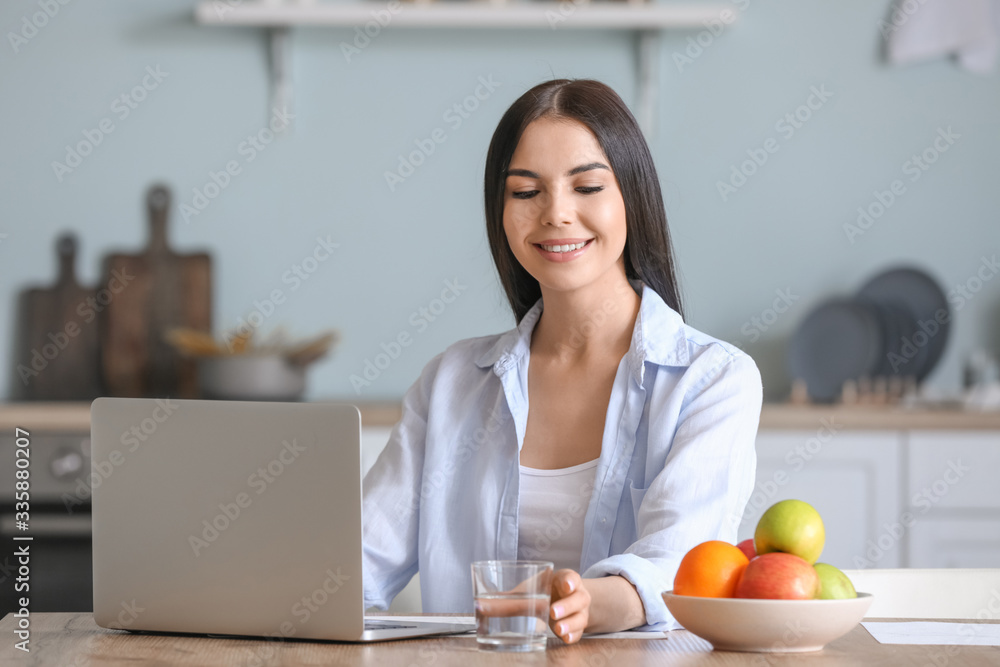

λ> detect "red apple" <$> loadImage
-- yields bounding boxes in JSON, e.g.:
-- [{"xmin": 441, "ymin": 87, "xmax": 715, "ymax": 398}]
[
  {"xmin": 736, "ymin": 538, "xmax": 756, "ymax": 561},
  {"xmin": 733, "ymin": 552, "xmax": 819, "ymax": 600}
]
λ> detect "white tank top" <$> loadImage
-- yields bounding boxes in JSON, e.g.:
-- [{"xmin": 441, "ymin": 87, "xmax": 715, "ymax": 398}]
[{"xmin": 516, "ymin": 458, "xmax": 599, "ymax": 572}]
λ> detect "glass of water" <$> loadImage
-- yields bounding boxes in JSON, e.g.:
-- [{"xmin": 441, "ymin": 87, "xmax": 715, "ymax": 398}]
[{"xmin": 471, "ymin": 560, "xmax": 553, "ymax": 652}]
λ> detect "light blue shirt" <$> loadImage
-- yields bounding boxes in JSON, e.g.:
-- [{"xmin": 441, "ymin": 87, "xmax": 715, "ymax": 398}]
[{"xmin": 362, "ymin": 284, "xmax": 762, "ymax": 630}]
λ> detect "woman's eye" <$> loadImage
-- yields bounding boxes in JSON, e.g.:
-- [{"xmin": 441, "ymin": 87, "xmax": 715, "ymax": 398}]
[{"xmin": 511, "ymin": 186, "xmax": 603, "ymax": 200}]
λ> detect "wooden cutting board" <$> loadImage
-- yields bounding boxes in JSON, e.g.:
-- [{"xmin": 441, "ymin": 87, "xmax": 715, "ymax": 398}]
[
  {"xmin": 13, "ymin": 234, "xmax": 103, "ymax": 400},
  {"xmin": 98, "ymin": 184, "xmax": 212, "ymax": 398}
]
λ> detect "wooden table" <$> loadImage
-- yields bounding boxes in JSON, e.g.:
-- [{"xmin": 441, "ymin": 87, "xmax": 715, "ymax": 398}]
[{"xmin": 1, "ymin": 613, "xmax": 998, "ymax": 665}]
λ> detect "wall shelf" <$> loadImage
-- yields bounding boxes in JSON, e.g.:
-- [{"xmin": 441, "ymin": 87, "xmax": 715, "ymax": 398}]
[{"xmin": 194, "ymin": 1, "xmax": 736, "ymax": 136}]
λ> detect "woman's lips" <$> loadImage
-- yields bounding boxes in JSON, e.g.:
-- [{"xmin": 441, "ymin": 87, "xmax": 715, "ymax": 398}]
[{"xmin": 533, "ymin": 239, "xmax": 593, "ymax": 263}]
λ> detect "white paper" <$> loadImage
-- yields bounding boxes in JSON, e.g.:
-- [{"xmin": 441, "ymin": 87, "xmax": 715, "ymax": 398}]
[
  {"xmin": 862, "ymin": 621, "xmax": 1000, "ymax": 646},
  {"xmin": 376, "ymin": 616, "xmax": 669, "ymax": 640},
  {"xmin": 582, "ymin": 630, "xmax": 667, "ymax": 639}
]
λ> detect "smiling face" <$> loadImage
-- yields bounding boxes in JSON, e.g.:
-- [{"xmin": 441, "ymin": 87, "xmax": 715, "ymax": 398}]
[{"xmin": 502, "ymin": 116, "xmax": 629, "ymax": 296}]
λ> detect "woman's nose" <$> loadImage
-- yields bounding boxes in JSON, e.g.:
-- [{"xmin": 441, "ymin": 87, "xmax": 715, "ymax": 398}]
[{"xmin": 539, "ymin": 190, "xmax": 572, "ymax": 226}]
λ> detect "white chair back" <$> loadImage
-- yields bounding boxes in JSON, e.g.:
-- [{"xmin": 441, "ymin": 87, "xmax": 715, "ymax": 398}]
[{"xmin": 842, "ymin": 568, "xmax": 1000, "ymax": 620}]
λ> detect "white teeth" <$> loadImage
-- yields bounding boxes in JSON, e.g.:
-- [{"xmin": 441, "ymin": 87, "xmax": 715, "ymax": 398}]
[{"xmin": 541, "ymin": 241, "xmax": 587, "ymax": 253}]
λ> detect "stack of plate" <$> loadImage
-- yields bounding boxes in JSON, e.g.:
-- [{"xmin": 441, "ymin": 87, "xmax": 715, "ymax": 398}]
[{"xmin": 788, "ymin": 267, "xmax": 950, "ymax": 403}]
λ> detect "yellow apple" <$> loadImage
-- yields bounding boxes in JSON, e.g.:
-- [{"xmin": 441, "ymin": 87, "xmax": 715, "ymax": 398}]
[{"xmin": 754, "ymin": 499, "xmax": 825, "ymax": 564}]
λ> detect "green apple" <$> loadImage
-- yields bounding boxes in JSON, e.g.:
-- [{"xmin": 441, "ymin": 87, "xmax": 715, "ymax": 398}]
[
  {"xmin": 754, "ymin": 499, "xmax": 825, "ymax": 564},
  {"xmin": 813, "ymin": 563, "xmax": 856, "ymax": 599}
]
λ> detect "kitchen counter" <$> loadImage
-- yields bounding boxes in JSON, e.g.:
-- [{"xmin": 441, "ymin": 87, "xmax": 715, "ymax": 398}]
[
  {"xmin": 4, "ymin": 401, "xmax": 1000, "ymax": 432},
  {"xmin": 0, "ymin": 401, "xmax": 404, "ymax": 432}
]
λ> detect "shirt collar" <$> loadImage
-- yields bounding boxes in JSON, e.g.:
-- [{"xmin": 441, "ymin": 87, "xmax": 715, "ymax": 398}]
[{"xmin": 475, "ymin": 284, "xmax": 691, "ymax": 384}]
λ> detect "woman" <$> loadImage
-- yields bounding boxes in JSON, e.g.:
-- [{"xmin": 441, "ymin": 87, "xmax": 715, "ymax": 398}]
[{"xmin": 362, "ymin": 79, "xmax": 762, "ymax": 643}]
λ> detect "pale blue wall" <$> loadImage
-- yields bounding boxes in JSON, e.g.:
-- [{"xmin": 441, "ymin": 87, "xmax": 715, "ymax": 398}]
[{"xmin": 2, "ymin": 0, "xmax": 998, "ymax": 401}]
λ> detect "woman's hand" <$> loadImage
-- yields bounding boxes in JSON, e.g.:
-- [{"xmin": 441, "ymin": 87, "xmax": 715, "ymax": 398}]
[{"xmin": 549, "ymin": 569, "xmax": 591, "ymax": 644}]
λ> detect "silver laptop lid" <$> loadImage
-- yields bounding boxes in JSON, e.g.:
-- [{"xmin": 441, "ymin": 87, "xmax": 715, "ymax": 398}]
[{"xmin": 91, "ymin": 398, "xmax": 365, "ymax": 641}]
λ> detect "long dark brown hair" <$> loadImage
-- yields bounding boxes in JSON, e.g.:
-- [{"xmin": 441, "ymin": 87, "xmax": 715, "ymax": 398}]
[{"xmin": 484, "ymin": 79, "xmax": 685, "ymax": 324}]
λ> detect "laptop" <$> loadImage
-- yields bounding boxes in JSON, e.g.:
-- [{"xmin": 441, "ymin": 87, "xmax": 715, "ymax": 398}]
[{"xmin": 91, "ymin": 397, "xmax": 473, "ymax": 642}]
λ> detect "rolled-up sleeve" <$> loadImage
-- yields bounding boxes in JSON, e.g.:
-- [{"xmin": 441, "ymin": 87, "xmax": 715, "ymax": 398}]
[
  {"xmin": 361, "ymin": 353, "xmax": 443, "ymax": 610},
  {"xmin": 583, "ymin": 352, "xmax": 762, "ymax": 630}
]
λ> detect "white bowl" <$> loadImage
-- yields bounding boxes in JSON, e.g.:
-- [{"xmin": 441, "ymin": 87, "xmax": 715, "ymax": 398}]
[
  {"xmin": 662, "ymin": 591, "xmax": 874, "ymax": 653},
  {"xmin": 197, "ymin": 355, "xmax": 305, "ymax": 401}
]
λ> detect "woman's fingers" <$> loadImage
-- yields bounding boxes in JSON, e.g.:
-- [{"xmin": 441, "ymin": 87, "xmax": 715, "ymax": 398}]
[
  {"xmin": 549, "ymin": 570, "xmax": 591, "ymax": 644},
  {"xmin": 476, "ymin": 569, "xmax": 594, "ymax": 643},
  {"xmin": 550, "ymin": 569, "xmax": 581, "ymax": 602},
  {"xmin": 550, "ymin": 585, "xmax": 588, "ymax": 619},
  {"xmin": 550, "ymin": 600, "xmax": 589, "ymax": 644}
]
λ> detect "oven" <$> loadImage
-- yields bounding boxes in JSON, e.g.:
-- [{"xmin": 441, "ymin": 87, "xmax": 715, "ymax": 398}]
[{"xmin": 1, "ymin": 430, "xmax": 93, "ymax": 615}]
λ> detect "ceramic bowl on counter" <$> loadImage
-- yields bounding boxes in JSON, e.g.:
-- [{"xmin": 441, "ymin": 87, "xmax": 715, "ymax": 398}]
[{"xmin": 197, "ymin": 354, "xmax": 306, "ymax": 401}]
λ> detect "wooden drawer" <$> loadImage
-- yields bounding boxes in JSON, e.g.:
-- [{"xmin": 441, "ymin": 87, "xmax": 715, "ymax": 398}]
[
  {"xmin": 908, "ymin": 431, "xmax": 1000, "ymax": 511},
  {"xmin": 909, "ymin": 518, "xmax": 1000, "ymax": 568}
]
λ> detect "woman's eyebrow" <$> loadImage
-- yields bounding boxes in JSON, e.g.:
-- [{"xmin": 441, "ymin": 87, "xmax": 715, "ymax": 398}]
[{"xmin": 505, "ymin": 162, "xmax": 610, "ymax": 178}]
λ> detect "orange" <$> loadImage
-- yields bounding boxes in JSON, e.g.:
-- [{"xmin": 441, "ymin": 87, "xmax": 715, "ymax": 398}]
[{"xmin": 673, "ymin": 540, "xmax": 750, "ymax": 598}]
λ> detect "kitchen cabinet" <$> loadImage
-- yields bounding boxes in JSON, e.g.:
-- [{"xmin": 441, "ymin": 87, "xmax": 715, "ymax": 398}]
[
  {"xmin": 906, "ymin": 431, "xmax": 1000, "ymax": 568},
  {"xmin": 909, "ymin": 518, "xmax": 1000, "ymax": 568},
  {"xmin": 737, "ymin": 430, "xmax": 905, "ymax": 570},
  {"xmin": 907, "ymin": 431, "xmax": 1000, "ymax": 510},
  {"xmin": 744, "ymin": 415, "xmax": 1000, "ymax": 572}
]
